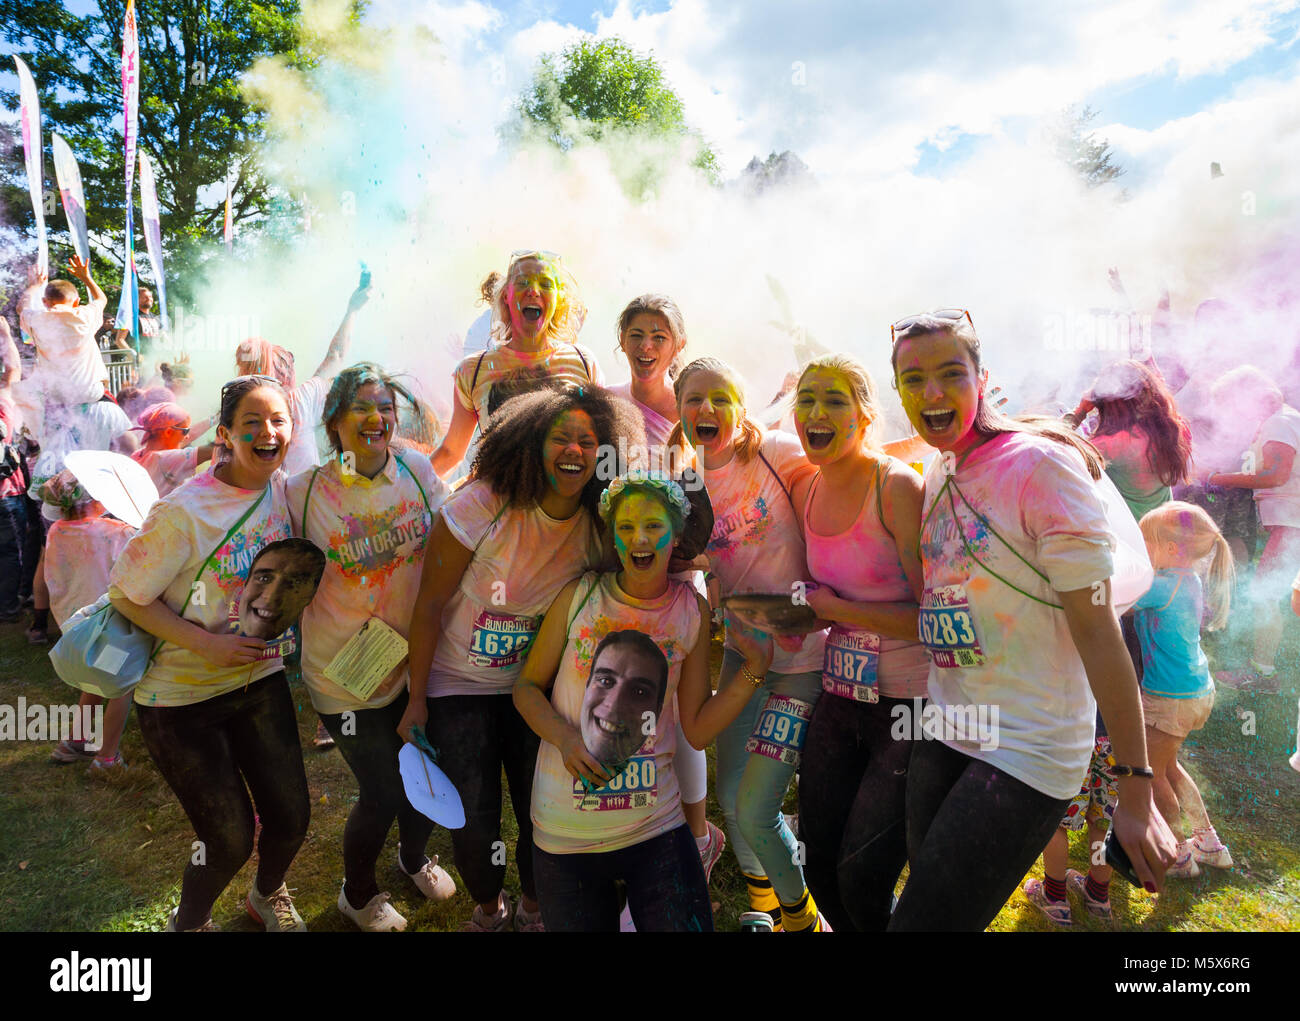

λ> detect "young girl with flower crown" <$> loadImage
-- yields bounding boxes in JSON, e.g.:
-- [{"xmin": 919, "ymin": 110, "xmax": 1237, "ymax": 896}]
[
  {"xmin": 515, "ymin": 471, "xmax": 729, "ymax": 931},
  {"xmin": 406, "ymin": 383, "xmax": 642, "ymax": 931}
]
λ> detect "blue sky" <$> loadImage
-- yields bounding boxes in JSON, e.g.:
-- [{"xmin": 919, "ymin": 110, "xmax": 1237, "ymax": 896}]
[{"xmin": 362, "ymin": 0, "xmax": 1300, "ymax": 186}]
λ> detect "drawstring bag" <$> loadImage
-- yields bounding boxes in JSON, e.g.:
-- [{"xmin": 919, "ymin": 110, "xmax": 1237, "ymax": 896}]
[{"xmin": 49, "ymin": 594, "xmax": 159, "ymax": 698}]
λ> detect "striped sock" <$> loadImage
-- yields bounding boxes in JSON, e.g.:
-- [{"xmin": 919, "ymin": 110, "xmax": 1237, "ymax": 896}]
[
  {"xmin": 1085, "ymin": 873, "xmax": 1110, "ymax": 903},
  {"xmin": 1043, "ymin": 875, "xmax": 1067, "ymax": 902},
  {"xmin": 779, "ymin": 889, "xmax": 823, "ymax": 932},
  {"xmin": 743, "ymin": 873, "xmax": 780, "ymax": 924}
]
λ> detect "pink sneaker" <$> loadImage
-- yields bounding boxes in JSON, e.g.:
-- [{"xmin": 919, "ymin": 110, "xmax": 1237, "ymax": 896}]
[
  {"xmin": 698, "ymin": 821, "xmax": 726, "ymax": 885},
  {"xmin": 1022, "ymin": 878, "xmax": 1072, "ymax": 925}
]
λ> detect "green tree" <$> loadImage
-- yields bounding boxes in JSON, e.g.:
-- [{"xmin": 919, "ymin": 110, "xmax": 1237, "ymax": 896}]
[
  {"xmin": 0, "ymin": 0, "xmax": 315, "ymax": 304},
  {"xmin": 511, "ymin": 36, "xmax": 720, "ymax": 186},
  {"xmin": 1051, "ymin": 104, "xmax": 1125, "ymax": 189}
]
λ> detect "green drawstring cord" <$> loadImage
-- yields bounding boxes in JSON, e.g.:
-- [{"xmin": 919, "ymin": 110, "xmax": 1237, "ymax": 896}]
[{"xmin": 919, "ymin": 444, "xmax": 1065, "ymax": 612}]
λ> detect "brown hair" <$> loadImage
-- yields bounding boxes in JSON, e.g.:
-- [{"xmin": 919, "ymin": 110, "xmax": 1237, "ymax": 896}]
[
  {"xmin": 471, "ymin": 382, "xmax": 646, "ymax": 524},
  {"xmin": 322, "ymin": 362, "xmax": 423, "ymax": 456},
  {"xmin": 889, "ymin": 314, "xmax": 1104, "ymax": 479},
  {"xmin": 616, "ymin": 294, "xmax": 688, "ymax": 380},
  {"xmin": 1139, "ymin": 501, "xmax": 1234, "ymax": 630},
  {"xmin": 44, "ymin": 280, "xmax": 79, "ymax": 305},
  {"xmin": 667, "ymin": 357, "xmax": 764, "ymax": 464},
  {"xmin": 1086, "ymin": 360, "xmax": 1191, "ymax": 486}
]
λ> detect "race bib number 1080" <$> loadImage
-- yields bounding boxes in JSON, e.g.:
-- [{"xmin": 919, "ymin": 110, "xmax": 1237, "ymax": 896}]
[{"xmin": 919, "ymin": 584, "xmax": 987, "ymax": 668}]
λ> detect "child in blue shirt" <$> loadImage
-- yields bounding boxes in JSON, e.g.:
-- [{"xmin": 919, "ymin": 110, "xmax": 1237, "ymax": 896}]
[{"xmin": 1134, "ymin": 501, "xmax": 1235, "ymax": 878}]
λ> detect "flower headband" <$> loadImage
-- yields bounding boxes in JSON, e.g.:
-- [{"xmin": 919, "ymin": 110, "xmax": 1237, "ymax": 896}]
[{"xmin": 598, "ymin": 469, "xmax": 692, "ymax": 523}]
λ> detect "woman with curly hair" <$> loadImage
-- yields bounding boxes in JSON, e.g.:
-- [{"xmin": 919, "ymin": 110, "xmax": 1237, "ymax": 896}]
[
  {"xmin": 1066, "ymin": 359, "xmax": 1192, "ymax": 521},
  {"xmin": 404, "ymin": 382, "xmax": 644, "ymax": 931},
  {"xmin": 430, "ymin": 252, "xmax": 603, "ymax": 477}
]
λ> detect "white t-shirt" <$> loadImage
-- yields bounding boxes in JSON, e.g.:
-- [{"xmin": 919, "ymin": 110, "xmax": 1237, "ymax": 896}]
[
  {"xmin": 429, "ymin": 479, "xmax": 605, "ymax": 697},
  {"xmin": 918, "ymin": 432, "xmax": 1116, "ymax": 801},
  {"xmin": 45, "ymin": 517, "xmax": 137, "ymax": 628},
  {"xmin": 1252, "ymin": 405, "xmax": 1300, "ymax": 528},
  {"xmin": 26, "ymin": 400, "xmax": 134, "ymax": 495},
  {"xmin": 288, "ymin": 452, "xmax": 449, "ymax": 714},
  {"xmin": 700, "ymin": 431, "xmax": 825, "ymax": 673},
  {"xmin": 109, "ymin": 471, "xmax": 293, "ymax": 707},
  {"xmin": 531, "ymin": 571, "xmax": 702, "ymax": 855},
  {"xmin": 284, "ymin": 376, "xmax": 328, "ymax": 477},
  {"xmin": 606, "ymin": 381, "xmax": 682, "ymax": 470},
  {"xmin": 18, "ymin": 293, "xmax": 108, "ymax": 405}
]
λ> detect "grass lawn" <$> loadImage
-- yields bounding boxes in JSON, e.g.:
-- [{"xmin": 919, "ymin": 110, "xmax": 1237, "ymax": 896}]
[{"xmin": 1, "ymin": 614, "xmax": 1297, "ymax": 932}]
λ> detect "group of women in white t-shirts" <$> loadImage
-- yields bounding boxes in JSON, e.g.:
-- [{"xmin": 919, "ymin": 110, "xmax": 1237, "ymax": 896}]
[{"xmin": 107, "ymin": 251, "xmax": 1177, "ymax": 932}]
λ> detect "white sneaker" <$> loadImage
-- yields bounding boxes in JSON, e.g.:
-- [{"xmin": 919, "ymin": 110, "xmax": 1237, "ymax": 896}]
[
  {"xmin": 398, "ymin": 846, "xmax": 457, "ymax": 902},
  {"xmin": 246, "ymin": 882, "xmax": 307, "ymax": 931},
  {"xmin": 165, "ymin": 907, "xmax": 219, "ymax": 931},
  {"xmin": 337, "ymin": 885, "xmax": 407, "ymax": 932},
  {"xmin": 1192, "ymin": 840, "xmax": 1234, "ymax": 869},
  {"xmin": 1166, "ymin": 840, "xmax": 1201, "ymax": 879}
]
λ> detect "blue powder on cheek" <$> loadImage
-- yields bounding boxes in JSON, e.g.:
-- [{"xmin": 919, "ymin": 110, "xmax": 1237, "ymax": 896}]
[
  {"xmin": 242, "ymin": 434, "xmax": 254, "ymax": 442},
  {"xmin": 614, "ymin": 534, "xmax": 628, "ymax": 554},
  {"xmin": 654, "ymin": 532, "xmax": 672, "ymax": 551}
]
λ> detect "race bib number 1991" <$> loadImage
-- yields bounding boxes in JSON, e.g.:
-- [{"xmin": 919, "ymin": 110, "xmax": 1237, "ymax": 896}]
[{"xmin": 919, "ymin": 584, "xmax": 986, "ymax": 668}]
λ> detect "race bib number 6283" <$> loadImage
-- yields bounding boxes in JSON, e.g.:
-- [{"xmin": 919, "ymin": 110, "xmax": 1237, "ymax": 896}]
[{"xmin": 919, "ymin": 584, "xmax": 986, "ymax": 668}]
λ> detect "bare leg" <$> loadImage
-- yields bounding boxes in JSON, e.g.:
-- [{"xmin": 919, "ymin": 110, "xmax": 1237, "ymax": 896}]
[
  {"xmin": 1042, "ymin": 825, "xmax": 1069, "ymax": 882},
  {"xmin": 1146, "ymin": 726, "xmax": 1185, "ymax": 841}
]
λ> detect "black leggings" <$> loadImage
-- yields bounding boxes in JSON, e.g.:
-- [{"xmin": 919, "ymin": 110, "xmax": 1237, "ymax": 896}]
[
  {"xmin": 533, "ymin": 824, "xmax": 713, "ymax": 932},
  {"xmin": 425, "ymin": 693, "xmax": 540, "ymax": 905},
  {"xmin": 800, "ymin": 694, "xmax": 919, "ymax": 932},
  {"xmin": 136, "ymin": 672, "xmax": 310, "ymax": 930},
  {"xmin": 888, "ymin": 738, "xmax": 1069, "ymax": 932},
  {"xmin": 318, "ymin": 690, "xmax": 436, "ymax": 907}
]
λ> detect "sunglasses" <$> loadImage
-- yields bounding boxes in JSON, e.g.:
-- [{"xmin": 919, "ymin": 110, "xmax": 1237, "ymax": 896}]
[
  {"xmin": 510, "ymin": 249, "xmax": 562, "ymax": 264},
  {"xmin": 221, "ymin": 373, "xmax": 282, "ymax": 400},
  {"xmin": 890, "ymin": 308, "xmax": 976, "ymax": 345}
]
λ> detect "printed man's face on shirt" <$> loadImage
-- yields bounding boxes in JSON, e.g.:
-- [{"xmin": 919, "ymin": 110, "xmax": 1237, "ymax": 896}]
[
  {"xmin": 238, "ymin": 548, "xmax": 323, "ymax": 639},
  {"xmin": 581, "ymin": 637, "xmax": 668, "ymax": 767}
]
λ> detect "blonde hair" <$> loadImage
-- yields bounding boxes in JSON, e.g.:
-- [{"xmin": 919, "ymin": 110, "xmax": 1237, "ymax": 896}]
[
  {"xmin": 488, "ymin": 253, "xmax": 586, "ymax": 348},
  {"xmin": 797, "ymin": 354, "xmax": 883, "ymax": 452},
  {"xmin": 667, "ymin": 357, "xmax": 764, "ymax": 463},
  {"xmin": 1138, "ymin": 501, "xmax": 1234, "ymax": 630},
  {"xmin": 616, "ymin": 294, "xmax": 688, "ymax": 380}
]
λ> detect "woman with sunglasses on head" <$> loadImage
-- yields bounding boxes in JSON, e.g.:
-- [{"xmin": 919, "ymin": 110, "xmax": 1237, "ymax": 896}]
[
  {"xmin": 886, "ymin": 309, "xmax": 1176, "ymax": 931},
  {"xmin": 287, "ymin": 363, "xmax": 456, "ymax": 931},
  {"xmin": 668, "ymin": 357, "xmax": 829, "ymax": 932},
  {"xmin": 109, "ymin": 375, "xmax": 311, "ymax": 932},
  {"xmin": 405, "ymin": 383, "xmax": 644, "ymax": 931},
  {"xmin": 430, "ymin": 251, "xmax": 603, "ymax": 478}
]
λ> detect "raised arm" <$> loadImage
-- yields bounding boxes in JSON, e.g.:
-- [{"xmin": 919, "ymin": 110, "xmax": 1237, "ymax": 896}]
[
  {"xmin": 513, "ymin": 578, "xmax": 612, "ymax": 787},
  {"xmin": 431, "ymin": 395, "xmax": 478, "ymax": 478},
  {"xmin": 68, "ymin": 255, "xmax": 106, "ymax": 306},
  {"xmin": 0, "ymin": 318, "xmax": 19, "ymax": 386},
  {"xmin": 311, "ymin": 284, "xmax": 371, "ymax": 381}
]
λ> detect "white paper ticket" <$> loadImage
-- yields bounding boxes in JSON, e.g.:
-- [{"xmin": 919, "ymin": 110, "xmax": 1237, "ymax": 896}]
[{"xmin": 323, "ymin": 618, "xmax": 409, "ymax": 701}]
